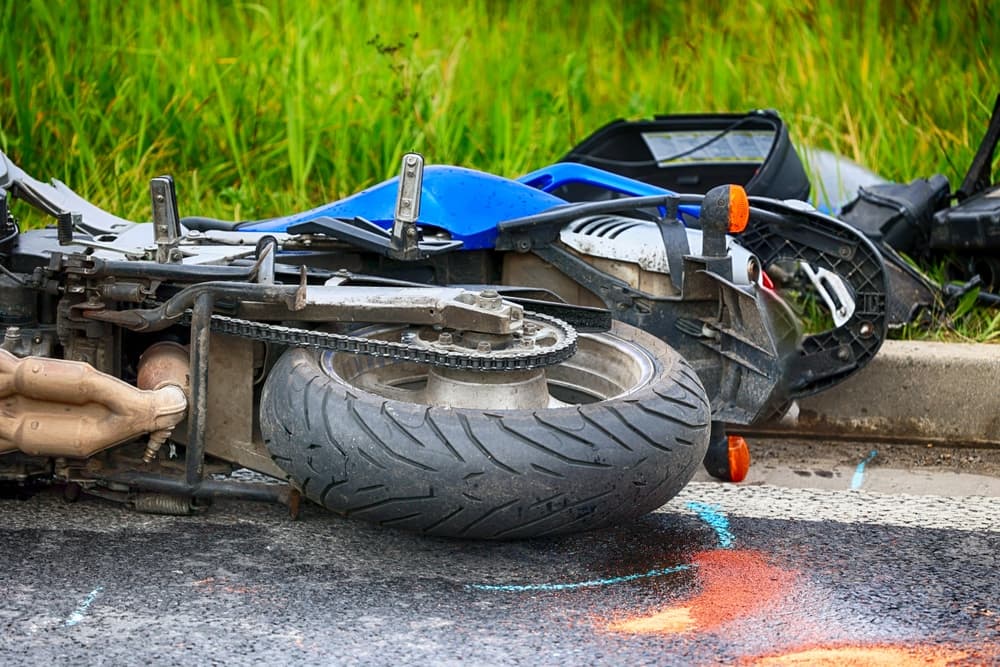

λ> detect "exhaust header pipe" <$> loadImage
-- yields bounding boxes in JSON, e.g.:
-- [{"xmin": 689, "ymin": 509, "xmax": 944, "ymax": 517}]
[{"xmin": 0, "ymin": 344, "xmax": 189, "ymax": 458}]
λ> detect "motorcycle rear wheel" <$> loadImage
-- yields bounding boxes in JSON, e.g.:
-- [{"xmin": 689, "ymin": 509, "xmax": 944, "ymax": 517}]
[{"xmin": 260, "ymin": 321, "xmax": 710, "ymax": 539}]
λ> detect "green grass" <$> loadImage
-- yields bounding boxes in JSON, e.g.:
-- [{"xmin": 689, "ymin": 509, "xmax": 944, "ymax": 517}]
[{"xmin": 1, "ymin": 0, "xmax": 998, "ymax": 338}]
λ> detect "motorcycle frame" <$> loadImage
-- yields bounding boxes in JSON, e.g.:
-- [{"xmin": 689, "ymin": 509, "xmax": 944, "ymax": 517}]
[{"xmin": 0, "ymin": 154, "xmax": 884, "ymax": 512}]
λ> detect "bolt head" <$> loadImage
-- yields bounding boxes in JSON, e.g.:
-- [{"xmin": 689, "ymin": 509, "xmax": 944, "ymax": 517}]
[{"xmin": 476, "ymin": 290, "xmax": 502, "ymax": 310}]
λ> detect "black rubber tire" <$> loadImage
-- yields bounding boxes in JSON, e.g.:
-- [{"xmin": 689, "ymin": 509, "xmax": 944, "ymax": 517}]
[{"xmin": 260, "ymin": 321, "xmax": 710, "ymax": 539}]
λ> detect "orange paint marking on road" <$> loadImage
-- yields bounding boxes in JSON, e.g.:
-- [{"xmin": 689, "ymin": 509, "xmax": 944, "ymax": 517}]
[
  {"xmin": 608, "ymin": 605, "xmax": 697, "ymax": 634},
  {"xmin": 605, "ymin": 550, "xmax": 796, "ymax": 635},
  {"xmin": 744, "ymin": 644, "xmax": 973, "ymax": 666}
]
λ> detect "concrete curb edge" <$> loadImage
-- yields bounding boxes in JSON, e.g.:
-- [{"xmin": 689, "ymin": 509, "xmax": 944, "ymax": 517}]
[{"xmin": 738, "ymin": 340, "xmax": 1000, "ymax": 448}]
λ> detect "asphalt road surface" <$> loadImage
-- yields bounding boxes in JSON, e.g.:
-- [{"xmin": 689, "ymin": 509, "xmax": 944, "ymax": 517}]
[{"xmin": 1, "ymin": 449, "xmax": 998, "ymax": 666}]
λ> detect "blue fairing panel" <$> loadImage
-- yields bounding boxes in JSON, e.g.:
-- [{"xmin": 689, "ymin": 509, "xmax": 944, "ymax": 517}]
[
  {"xmin": 519, "ymin": 162, "xmax": 672, "ymax": 197},
  {"xmin": 518, "ymin": 162, "xmax": 702, "ymax": 218},
  {"xmin": 241, "ymin": 165, "xmax": 566, "ymax": 250}
]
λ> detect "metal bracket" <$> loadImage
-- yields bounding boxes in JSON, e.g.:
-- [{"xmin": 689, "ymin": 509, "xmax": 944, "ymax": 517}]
[
  {"xmin": 658, "ymin": 216, "xmax": 689, "ymax": 291},
  {"xmin": 531, "ymin": 244, "xmax": 640, "ymax": 312},
  {"xmin": 391, "ymin": 153, "xmax": 424, "ymax": 260},
  {"xmin": 150, "ymin": 176, "xmax": 182, "ymax": 264}
]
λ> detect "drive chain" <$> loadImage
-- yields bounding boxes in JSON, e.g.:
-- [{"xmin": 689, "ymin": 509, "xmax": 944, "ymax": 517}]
[{"xmin": 198, "ymin": 312, "xmax": 578, "ymax": 371}]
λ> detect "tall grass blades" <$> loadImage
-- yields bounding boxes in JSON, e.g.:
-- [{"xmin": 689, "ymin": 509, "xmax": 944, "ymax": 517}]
[{"xmin": 0, "ymin": 0, "xmax": 996, "ymax": 337}]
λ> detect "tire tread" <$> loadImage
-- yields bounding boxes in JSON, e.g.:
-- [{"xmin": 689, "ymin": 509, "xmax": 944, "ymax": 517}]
[{"xmin": 261, "ymin": 323, "xmax": 711, "ymax": 539}]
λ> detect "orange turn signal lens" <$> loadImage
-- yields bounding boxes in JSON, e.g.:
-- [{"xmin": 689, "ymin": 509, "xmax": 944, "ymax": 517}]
[
  {"xmin": 727, "ymin": 434, "xmax": 751, "ymax": 483},
  {"xmin": 727, "ymin": 184, "xmax": 749, "ymax": 234}
]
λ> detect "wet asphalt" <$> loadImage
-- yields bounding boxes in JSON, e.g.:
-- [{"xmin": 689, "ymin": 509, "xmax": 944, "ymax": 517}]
[{"xmin": 1, "ymin": 471, "xmax": 998, "ymax": 666}]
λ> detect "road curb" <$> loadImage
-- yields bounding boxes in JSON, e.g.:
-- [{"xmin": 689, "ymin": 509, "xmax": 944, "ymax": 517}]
[{"xmin": 740, "ymin": 340, "xmax": 1000, "ymax": 447}]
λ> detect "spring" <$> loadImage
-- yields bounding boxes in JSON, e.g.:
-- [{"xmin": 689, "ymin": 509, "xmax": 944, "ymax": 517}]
[{"xmin": 131, "ymin": 493, "xmax": 193, "ymax": 516}]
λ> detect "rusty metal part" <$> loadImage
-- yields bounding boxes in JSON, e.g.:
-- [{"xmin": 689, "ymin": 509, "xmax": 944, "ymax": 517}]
[
  {"xmin": 83, "ymin": 281, "xmax": 302, "ymax": 332},
  {"xmin": 136, "ymin": 341, "xmax": 191, "ymax": 462},
  {"xmin": 235, "ymin": 285, "xmax": 525, "ymax": 334},
  {"xmin": 84, "ymin": 282, "xmax": 528, "ymax": 336},
  {"xmin": 137, "ymin": 342, "xmax": 190, "ymax": 392},
  {"xmin": 288, "ymin": 488, "xmax": 302, "ymax": 520},
  {"xmin": 98, "ymin": 469, "xmax": 295, "ymax": 506},
  {"xmin": 185, "ymin": 292, "xmax": 212, "ymax": 485},
  {"xmin": 0, "ymin": 348, "xmax": 188, "ymax": 458},
  {"xmin": 176, "ymin": 332, "xmax": 287, "ymax": 480},
  {"xmin": 131, "ymin": 493, "xmax": 194, "ymax": 515},
  {"xmin": 141, "ymin": 430, "xmax": 172, "ymax": 464}
]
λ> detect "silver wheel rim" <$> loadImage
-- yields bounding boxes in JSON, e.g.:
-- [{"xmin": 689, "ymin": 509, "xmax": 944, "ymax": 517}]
[{"xmin": 320, "ymin": 325, "xmax": 656, "ymax": 410}]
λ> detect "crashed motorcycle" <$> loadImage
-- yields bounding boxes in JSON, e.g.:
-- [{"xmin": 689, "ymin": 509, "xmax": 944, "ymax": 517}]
[{"xmin": 0, "ymin": 141, "xmax": 887, "ymax": 539}]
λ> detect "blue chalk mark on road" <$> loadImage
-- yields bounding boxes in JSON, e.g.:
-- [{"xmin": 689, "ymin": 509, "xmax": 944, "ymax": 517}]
[
  {"xmin": 468, "ymin": 504, "xmax": 736, "ymax": 592},
  {"xmin": 468, "ymin": 564, "xmax": 694, "ymax": 592},
  {"xmin": 64, "ymin": 586, "xmax": 103, "ymax": 627},
  {"xmin": 686, "ymin": 501, "xmax": 734, "ymax": 549},
  {"xmin": 851, "ymin": 450, "xmax": 879, "ymax": 490}
]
